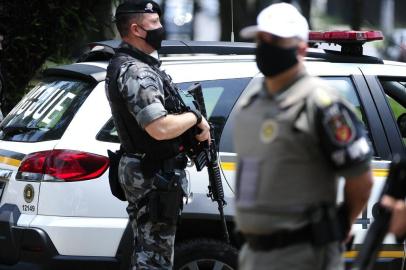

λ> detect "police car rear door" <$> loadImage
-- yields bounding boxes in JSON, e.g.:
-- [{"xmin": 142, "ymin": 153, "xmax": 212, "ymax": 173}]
[{"xmin": 357, "ymin": 63, "xmax": 406, "ymax": 266}]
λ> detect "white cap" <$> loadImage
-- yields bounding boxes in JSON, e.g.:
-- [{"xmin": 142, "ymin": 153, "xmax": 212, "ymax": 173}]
[{"xmin": 240, "ymin": 3, "xmax": 309, "ymax": 41}]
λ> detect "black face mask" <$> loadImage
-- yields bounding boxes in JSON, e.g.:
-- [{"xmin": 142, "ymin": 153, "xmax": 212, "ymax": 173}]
[
  {"xmin": 139, "ymin": 26, "xmax": 165, "ymax": 50},
  {"xmin": 255, "ymin": 42, "xmax": 298, "ymax": 77}
]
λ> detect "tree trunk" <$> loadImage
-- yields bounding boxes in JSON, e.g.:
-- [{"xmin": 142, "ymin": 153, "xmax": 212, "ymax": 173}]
[
  {"xmin": 220, "ymin": 0, "xmax": 312, "ymax": 41},
  {"xmin": 220, "ymin": 0, "xmax": 257, "ymax": 42},
  {"xmin": 380, "ymin": 0, "xmax": 395, "ymax": 36},
  {"xmin": 300, "ymin": 0, "xmax": 312, "ymax": 29},
  {"xmin": 351, "ymin": 0, "xmax": 364, "ymax": 30}
]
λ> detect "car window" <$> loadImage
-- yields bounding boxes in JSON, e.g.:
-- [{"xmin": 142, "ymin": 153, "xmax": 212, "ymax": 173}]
[
  {"xmin": 323, "ymin": 77, "xmax": 377, "ymax": 154},
  {"xmin": 378, "ymin": 79, "xmax": 406, "ymax": 145},
  {"xmin": 221, "ymin": 76, "xmax": 376, "ymax": 154},
  {"xmin": 323, "ymin": 77, "xmax": 364, "ymax": 122},
  {"xmin": 96, "ymin": 119, "xmax": 118, "ymax": 143},
  {"xmin": 178, "ymin": 78, "xmax": 249, "ymax": 144},
  {"xmin": 0, "ymin": 77, "xmax": 94, "ymax": 142},
  {"xmin": 97, "ymin": 78, "xmax": 250, "ymax": 146}
]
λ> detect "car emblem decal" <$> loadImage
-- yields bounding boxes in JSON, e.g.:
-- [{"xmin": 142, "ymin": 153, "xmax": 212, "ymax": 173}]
[
  {"xmin": 145, "ymin": 3, "xmax": 154, "ymax": 12},
  {"xmin": 260, "ymin": 119, "xmax": 278, "ymax": 144},
  {"xmin": 24, "ymin": 184, "xmax": 34, "ymax": 203}
]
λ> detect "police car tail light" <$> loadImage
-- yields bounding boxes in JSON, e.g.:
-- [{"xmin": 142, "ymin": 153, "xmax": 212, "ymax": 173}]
[
  {"xmin": 17, "ymin": 150, "xmax": 109, "ymax": 182},
  {"xmin": 17, "ymin": 151, "xmax": 48, "ymax": 181}
]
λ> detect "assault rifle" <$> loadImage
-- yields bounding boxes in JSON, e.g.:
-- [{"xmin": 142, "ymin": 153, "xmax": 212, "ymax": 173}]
[
  {"xmin": 154, "ymin": 68, "xmax": 230, "ymax": 242},
  {"xmin": 187, "ymin": 83, "xmax": 230, "ymax": 244},
  {"xmin": 352, "ymin": 154, "xmax": 406, "ymax": 270}
]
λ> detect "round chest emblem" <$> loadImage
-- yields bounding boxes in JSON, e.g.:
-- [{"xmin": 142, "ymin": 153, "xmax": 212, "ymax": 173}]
[
  {"xmin": 23, "ymin": 184, "xmax": 34, "ymax": 203},
  {"xmin": 260, "ymin": 119, "xmax": 278, "ymax": 144}
]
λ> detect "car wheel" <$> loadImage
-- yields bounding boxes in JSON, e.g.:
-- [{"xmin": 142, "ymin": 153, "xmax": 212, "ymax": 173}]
[{"xmin": 174, "ymin": 238, "xmax": 237, "ymax": 270}]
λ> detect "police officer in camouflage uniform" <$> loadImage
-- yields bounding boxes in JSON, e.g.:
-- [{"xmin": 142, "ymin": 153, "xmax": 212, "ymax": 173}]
[
  {"xmin": 105, "ymin": 1, "xmax": 210, "ymax": 269},
  {"xmin": 233, "ymin": 3, "xmax": 373, "ymax": 270}
]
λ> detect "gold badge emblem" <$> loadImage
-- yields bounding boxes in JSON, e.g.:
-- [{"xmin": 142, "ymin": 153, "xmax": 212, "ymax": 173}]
[
  {"xmin": 260, "ymin": 119, "xmax": 278, "ymax": 144},
  {"xmin": 24, "ymin": 184, "xmax": 34, "ymax": 203}
]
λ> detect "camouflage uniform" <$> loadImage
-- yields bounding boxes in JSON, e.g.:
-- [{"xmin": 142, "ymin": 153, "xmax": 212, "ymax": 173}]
[{"xmin": 113, "ymin": 42, "xmax": 186, "ymax": 270}]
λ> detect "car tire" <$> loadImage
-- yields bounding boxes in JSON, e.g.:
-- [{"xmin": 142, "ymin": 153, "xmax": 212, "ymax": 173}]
[{"xmin": 174, "ymin": 238, "xmax": 237, "ymax": 270}]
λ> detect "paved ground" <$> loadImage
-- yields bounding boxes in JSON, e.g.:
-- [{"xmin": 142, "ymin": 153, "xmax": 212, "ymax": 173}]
[{"xmin": 0, "ymin": 263, "xmax": 41, "ymax": 270}]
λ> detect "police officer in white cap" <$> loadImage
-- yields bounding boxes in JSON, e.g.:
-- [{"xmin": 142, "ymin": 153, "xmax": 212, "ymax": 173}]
[{"xmin": 233, "ymin": 3, "xmax": 373, "ymax": 270}]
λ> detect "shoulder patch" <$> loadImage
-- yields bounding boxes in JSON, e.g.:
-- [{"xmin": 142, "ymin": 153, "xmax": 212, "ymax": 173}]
[
  {"xmin": 137, "ymin": 68, "xmax": 160, "ymax": 90},
  {"xmin": 137, "ymin": 68, "xmax": 158, "ymax": 80},
  {"xmin": 322, "ymin": 103, "xmax": 356, "ymax": 146}
]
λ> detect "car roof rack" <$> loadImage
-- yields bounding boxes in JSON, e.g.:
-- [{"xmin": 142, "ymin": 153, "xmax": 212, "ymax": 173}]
[
  {"xmin": 76, "ymin": 38, "xmax": 383, "ymax": 64},
  {"xmin": 76, "ymin": 40, "xmax": 256, "ymax": 62}
]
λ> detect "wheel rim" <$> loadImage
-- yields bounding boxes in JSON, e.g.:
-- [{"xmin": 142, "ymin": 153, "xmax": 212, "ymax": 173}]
[{"xmin": 179, "ymin": 259, "xmax": 234, "ymax": 270}]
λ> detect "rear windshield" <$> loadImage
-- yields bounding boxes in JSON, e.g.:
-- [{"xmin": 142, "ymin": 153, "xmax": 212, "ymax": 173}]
[{"xmin": 0, "ymin": 77, "xmax": 94, "ymax": 142}]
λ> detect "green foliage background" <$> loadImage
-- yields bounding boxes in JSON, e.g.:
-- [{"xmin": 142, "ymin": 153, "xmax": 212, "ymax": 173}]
[{"xmin": 0, "ymin": 0, "xmax": 117, "ymax": 113}]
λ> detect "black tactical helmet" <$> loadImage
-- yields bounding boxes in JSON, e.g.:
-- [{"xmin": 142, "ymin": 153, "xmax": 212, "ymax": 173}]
[{"xmin": 115, "ymin": 0, "xmax": 162, "ymax": 18}]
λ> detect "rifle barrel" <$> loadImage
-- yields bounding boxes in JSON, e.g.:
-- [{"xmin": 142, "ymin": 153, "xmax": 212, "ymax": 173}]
[{"xmin": 218, "ymin": 203, "xmax": 230, "ymax": 243}]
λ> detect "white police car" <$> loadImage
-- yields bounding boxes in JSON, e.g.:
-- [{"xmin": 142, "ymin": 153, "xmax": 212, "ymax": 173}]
[{"xmin": 0, "ymin": 31, "xmax": 405, "ymax": 270}]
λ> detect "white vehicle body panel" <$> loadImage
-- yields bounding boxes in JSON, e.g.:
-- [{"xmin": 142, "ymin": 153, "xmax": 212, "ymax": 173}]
[
  {"xmin": 30, "ymin": 215, "xmax": 127, "ymax": 256},
  {"xmin": 0, "ymin": 141, "xmax": 59, "ymax": 216}
]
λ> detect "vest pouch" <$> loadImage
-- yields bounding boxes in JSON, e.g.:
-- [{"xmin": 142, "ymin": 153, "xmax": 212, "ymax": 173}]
[
  {"xmin": 147, "ymin": 171, "xmax": 183, "ymax": 224},
  {"xmin": 107, "ymin": 149, "xmax": 126, "ymax": 201},
  {"xmin": 235, "ymin": 157, "xmax": 261, "ymax": 209}
]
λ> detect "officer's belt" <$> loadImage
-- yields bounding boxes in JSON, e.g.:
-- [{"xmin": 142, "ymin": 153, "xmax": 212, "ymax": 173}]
[
  {"xmin": 244, "ymin": 225, "xmax": 314, "ymax": 251},
  {"xmin": 122, "ymin": 152, "xmax": 145, "ymax": 159},
  {"xmin": 123, "ymin": 151, "xmax": 187, "ymax": 172},
  {"xmin": 160, "ymin": 155, "xmax": 187, "ymax": 172}
]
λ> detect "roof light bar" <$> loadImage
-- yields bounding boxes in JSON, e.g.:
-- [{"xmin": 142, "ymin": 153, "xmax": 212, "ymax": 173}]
[
  {"xmin": 309, "ymin": 30, "xmax": 383, "ymax": 43},
  {"xmin": 308, "ymin": 30, "xmax": 384, "ymax": 56}
]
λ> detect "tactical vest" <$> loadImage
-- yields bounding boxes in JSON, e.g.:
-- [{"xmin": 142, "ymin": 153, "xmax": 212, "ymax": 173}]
[
  {"xmin": 105, "ymin": 47, "xmax": 183, "ymax": 163},
  {"xmin": 233, "ymin": 75, "xmax": 339, "ymax": 234}
]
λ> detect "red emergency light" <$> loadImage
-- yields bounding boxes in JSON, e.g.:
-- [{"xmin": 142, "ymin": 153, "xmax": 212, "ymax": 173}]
[
  {"xmin": 308, "ymin": 30, "xmax": 384, "ymax": 56},
  {"xmin": 309, "ymin": 30, "xmax": 383, "ymax": 43}
]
